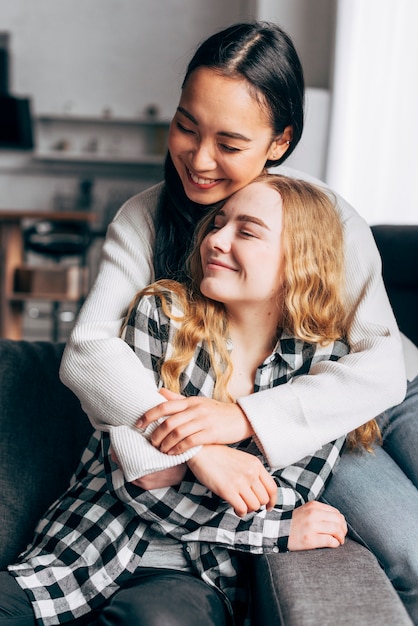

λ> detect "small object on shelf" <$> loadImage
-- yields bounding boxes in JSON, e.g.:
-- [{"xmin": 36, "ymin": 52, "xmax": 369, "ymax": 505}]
[
  {"xmin": 34, "ymin": 113, "xmax": 170, "ymax": 165},
  {"xmin": 144, "ymin": 104, "xmax": 160, "ymax": 118},
  {"xmin": 83, "ymin": 137, "xmax": 99, "ymax": 153},
  {"xmin": 52, "ymin": 138, "xmax": 71, "ymax": 151}
]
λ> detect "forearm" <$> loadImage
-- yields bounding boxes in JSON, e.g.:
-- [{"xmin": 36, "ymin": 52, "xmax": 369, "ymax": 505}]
[
  {"xmin": 239, "ymin": 214, "xmax": 406, "ymax": 468},
  {"xmin": 240, "ymin": 334, "xmax": 404, "ymax": 469},
  {"xmin": 116, "ymin": 474, "xmax": 293, "ymax": 553},
  {"xmin": 110, "ymin": 425, "xmax": 201, "ymax": 481},
  {"xmin": 111, "ymin": 437, "xmax": 344, "ymax": 553},
  {"xmin": 60, "ymin": 187, "xmax": 164, "ymax": 429}
]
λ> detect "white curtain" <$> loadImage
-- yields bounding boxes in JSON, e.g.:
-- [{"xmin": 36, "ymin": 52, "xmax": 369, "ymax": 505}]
[{"xmin": 325, "ymin": 0, "xmax": 418, "ymax": 224}]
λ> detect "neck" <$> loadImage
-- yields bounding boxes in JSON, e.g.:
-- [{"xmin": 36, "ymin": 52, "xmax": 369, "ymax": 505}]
[
  {"xmin": 225, "ymin": 304, "xmax": 281, "ymax": 399},
  {"xmin": 227, "ymin": 303, "xmax": 281, "ymax": 361}
]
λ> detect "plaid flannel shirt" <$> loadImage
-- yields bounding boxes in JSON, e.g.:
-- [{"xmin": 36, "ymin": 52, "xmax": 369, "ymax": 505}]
[{"xmin": 10, "ymin": 290, "xmax": 348, "ymax": 626}]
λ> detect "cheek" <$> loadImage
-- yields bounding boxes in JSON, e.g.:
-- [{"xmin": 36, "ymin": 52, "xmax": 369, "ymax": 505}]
[
  {"xmin": 200, "ymin": 239, "xmax": 208, "ymax": 259},
  {"xmin": 168, "ymin": 125, "xmax": 187, "ymax": 154},
  {"xmin": 258, "ymin": 249, "xmax": 284, "ymax": 287},
  {"xmin": 167, "ymin": 129, "xmax": 179, "ymax": 154}
]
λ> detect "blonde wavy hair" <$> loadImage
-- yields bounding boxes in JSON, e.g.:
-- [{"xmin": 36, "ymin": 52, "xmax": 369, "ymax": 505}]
[{"xmin": 124, "ymin": 174, "xmax": 379, "ymax": 451}]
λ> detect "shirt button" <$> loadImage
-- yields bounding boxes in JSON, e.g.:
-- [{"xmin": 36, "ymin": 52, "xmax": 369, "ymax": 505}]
[
  {"xmin": 273, "ymin": 546, "xmax": 279, "ymax": 553},
  {"xmin": 185, "ymin": 546, "xmax": 191, "ymax": 553}
]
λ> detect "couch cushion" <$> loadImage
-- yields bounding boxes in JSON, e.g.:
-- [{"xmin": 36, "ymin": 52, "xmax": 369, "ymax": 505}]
[{"xmin": 0, "ymin": 340, "xmax": 92, "ymax": 568}]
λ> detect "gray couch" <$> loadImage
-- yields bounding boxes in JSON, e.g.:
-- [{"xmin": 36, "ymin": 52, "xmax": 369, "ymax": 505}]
[{"xmin": 0, "ymin": 224, "xmax": 417, "ymax": 625}]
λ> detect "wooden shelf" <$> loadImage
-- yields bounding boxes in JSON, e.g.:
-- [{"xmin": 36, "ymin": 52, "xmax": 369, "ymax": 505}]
[
  {"xmin": 32, "ymin": 151, "xmax": 165, "ymax": 166},
  {"xmin": 9, "ymin": 292, "xmax": 82, "ymax": 302},
  {"xmin": 37, "ymin": 114, "xmax": 170, "ymax": 127},
  {"xmin": 34, "ymin": 114, "xmax": 169, "ymax": 167}
]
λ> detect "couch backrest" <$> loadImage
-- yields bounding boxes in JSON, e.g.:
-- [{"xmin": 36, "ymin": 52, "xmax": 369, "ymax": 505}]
[
  {"xmin": 372, "ymin": 225, "xmax": 418, "ymax": 346},
  {"xmin": 0, "ymin": 340, "xmax": 92, "ymax": 568}
]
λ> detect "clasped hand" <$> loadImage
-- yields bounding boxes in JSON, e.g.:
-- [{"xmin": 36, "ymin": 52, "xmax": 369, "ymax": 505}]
[
  {"xmin": 126, "ymin": 388, "xmax": 347, "ymax": 550},
  {"xmin": 136, "ymin": 388, "xmax": 253, "ymax": 454}
]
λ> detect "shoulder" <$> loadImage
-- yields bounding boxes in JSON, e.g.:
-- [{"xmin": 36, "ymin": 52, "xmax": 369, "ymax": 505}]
[
  {"xmin": 312, "ymin": 337, "xmax": 350, "ymax": 362},
  {"xmin": 271, "ymin": 165, "xmax": 369, "ymax": 229},
  {"xmin": 128, "ymin": 284, "xmax": 186, "ymax": 331},
  {"xmin": 112, "ymin": 181, "xmax": 165, "ymax": 230},
  {"xmin": 271, "ymin": 165, "xmax": 380, "ymax": 266},
  {"xmin": 276, "ymin": 332, "xmax": 349, "ymax": 373},
  {"xmin": 102, "ymin": 182, "xmax": 165, "ymax": 265}
]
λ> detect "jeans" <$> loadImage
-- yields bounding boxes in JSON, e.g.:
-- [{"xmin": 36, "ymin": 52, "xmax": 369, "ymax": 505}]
[
  {"xmin": 322, "ymin": 374, "xmax": 418, "ymax": 625},
  {"xmin": 0, "ymin": 569, "xmax": 231, "ymax": 626}
]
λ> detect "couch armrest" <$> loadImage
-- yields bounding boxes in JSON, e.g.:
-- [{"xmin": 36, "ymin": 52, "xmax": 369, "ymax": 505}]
[{"xmin": 250, "ymin": 538, "xmax": 412, "ymax": 625}]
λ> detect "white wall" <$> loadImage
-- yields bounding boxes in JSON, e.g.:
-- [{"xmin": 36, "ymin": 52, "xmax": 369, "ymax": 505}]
[
  {"xmin": 1, "ymin": 0, "xmax": 335, "ymax": 188},
  {"xmin": 254, "ymin": 0, "xmax": 336, "ymax": 88},
  {"xmin": 2, "ymin": 0, "xmax": 249, "ymax": 119},
  {"xmin": 250, "ymin": 0, "xmax": 336, "ymax": 179}
]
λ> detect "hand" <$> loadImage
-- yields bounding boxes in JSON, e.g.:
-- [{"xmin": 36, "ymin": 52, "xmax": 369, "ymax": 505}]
[
  {"xmin": 130, "ymin": 464, "xmax": 187, "ymax": 490},
  {"xmin": 288, "ymin": 501, "xmax": 347, "ymax": 551},
  {"xmin": 187, "ymin": 444, "xmax": 277, "ymax": 517},
  {"xmin": 137, "ymin": 388, "xmax": 253, "ymax": 454}
]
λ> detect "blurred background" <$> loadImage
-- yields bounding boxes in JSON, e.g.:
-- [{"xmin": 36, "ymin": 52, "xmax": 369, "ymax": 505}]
[{"xmin": 0, "ymin": 0, "xmax": 416, "ymax": 341}]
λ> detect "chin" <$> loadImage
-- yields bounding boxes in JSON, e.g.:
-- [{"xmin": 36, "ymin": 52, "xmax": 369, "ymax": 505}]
[{"xmin": 200, "ymin": 283, "xmax": 222, "ymax": 303}]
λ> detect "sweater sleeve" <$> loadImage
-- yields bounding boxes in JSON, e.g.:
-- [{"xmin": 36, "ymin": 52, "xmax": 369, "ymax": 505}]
[
  {"xmin": 60, "ymin": 174, "xmax": 408, "ymax": 471},
  {"xmin": 60, "ymin": 183, "xmax": 167, "ymax": 430},
  {"xmin": 109, "ymin": 292, "xmax": 201, "ymax": 481}
]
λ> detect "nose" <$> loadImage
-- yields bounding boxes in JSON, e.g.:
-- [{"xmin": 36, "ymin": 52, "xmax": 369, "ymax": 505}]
[
  {"xmin": 207, "ymin": 226, "xmax": 231, "ymax": 253},
  {"xmin": 190, "ymin": 139, "xmax": 217, "ymax": 171}
]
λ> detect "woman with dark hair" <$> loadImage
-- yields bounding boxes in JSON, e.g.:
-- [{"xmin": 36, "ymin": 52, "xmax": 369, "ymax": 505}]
[
  {"xmin": 9, "ymin": 20, "xmax": 418, "ymax": 623},
  {"xmin": 61, "ymin": 22, "xmax": 407, "ymax": 480}
]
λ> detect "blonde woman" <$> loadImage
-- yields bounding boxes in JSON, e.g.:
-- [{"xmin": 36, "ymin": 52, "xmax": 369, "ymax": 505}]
[{"xmin": 1, "ymin": 174, "xmax": 375, "ymax": 626}]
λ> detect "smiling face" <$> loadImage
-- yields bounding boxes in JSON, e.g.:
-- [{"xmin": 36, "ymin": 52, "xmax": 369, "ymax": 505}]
[
  {"xmin": 168, "ymin": 67, "xmax": 290, "ymax": 205},
  {"xmin": 199, "ymin": 181, "xmax": 285, "ymax": 315}
]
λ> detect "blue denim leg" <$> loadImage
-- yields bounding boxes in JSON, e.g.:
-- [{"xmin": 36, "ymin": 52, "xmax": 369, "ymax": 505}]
[
  {"xmin": 377, "ymin": 374, "xmax": 418, "ymax": 487},
  {"xmin": 322, "ymin": 375, "xmax": 418, "ymax": 624}
]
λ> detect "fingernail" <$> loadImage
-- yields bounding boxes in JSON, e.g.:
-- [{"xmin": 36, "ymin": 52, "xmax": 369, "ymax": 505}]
[{"xmin": 136, "ymin": 419, "xmax": 144, "ymax": 429}]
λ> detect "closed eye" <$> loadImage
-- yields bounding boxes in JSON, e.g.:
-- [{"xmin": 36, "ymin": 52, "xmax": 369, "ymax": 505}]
[
  {"xmin": 239, "ymin": 230, "xmax": 258, "ymax": 238},
  {"xmin": 219, "ymin": 143, "xmax": 241, "ymax": 153},
  {"xmin": 176, "ymin": 121, "xmax": 196, "ymax": 135}
]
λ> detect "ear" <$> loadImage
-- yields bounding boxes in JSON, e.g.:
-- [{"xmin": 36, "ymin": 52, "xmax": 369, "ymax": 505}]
[{"xmin": 268, "ymin": 125, "xmax": 293, "ymax": 161}]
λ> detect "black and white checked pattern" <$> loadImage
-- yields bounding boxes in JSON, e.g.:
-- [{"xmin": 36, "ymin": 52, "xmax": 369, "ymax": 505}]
[{"xmin": 9, "ymin": 290, "xmax": 348, "ymax": 625}]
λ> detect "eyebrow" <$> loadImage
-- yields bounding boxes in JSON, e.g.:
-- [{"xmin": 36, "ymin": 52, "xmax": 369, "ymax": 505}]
[
  {"xmin": 177, "ymin": 107, "xmax": 252, "ymax": 142},
  {"xmin": 217, "ymin": 209, "xmax": 271, "ymax": 230}
]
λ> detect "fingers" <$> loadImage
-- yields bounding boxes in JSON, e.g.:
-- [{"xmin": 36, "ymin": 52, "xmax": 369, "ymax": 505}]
[
  {"xmin": 150, "ymin": 411, "xmax": 209, "ymax": 453},
  {"xmin": 158, "ymin": 388, "xmax": 184, "ymax": 401},
  {"xmin": 227, "ymin": 485, "xmax": 273, "ymax": 518},
  {"xmin": 136, "ymin": 396, "xmax": 252, "ymax": 451},
  {"xmin": 231, "ymin": 460, "xmax": 278, "ymax": 517},
  {"xmin": 288, "ymin": 501, "xmax": 347, "ymax": 551},
  {"xmin": 188, "ymin": 445, "xmax": 277, "ymax": 517},
  {"xmin": 136, "ymin": 398, "xmax": 188, "ymax": 429}
]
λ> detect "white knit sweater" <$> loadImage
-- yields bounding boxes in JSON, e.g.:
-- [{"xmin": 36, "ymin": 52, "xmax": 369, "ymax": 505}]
[{"xmin": 60, "ymin": 166, "xmax": 415, "ymax": 481}]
